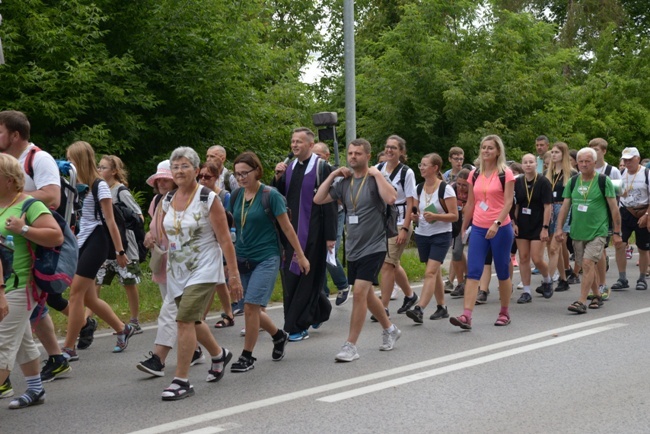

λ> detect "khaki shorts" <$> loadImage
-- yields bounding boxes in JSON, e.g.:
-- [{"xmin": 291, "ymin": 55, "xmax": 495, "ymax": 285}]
[
  {"xmin": 384, "ymin": 225, "xmax": 413, "ymax": 266},
  {"xmin": 573, "ymin": 237, "xmax": 607, "ymax": 265},
  {"xmin": 174, "ymin": 282, "xmax": 215, "ymax": 323},
  {"xmin": 0, "ymin": 289, "xmax": 41, "ymax": 371}
]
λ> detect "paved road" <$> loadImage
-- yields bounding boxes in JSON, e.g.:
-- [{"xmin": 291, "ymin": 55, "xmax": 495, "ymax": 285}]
[{"xmin": 4, "ymin": 253, "xmax": 650, "ymax": 433}]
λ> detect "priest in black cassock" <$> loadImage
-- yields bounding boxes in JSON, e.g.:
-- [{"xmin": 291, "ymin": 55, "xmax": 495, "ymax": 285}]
[{"xmin": 273, "ymin": 127, "xmax": 336, "ymax": 341}]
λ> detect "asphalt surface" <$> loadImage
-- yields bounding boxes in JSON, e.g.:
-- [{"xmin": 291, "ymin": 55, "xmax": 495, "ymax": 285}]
[{"xmin": 3, "ymin": 252, "xmax": 650, "ymax": 434}]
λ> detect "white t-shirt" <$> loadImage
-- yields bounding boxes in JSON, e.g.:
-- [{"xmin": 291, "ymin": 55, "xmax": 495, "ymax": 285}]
[
  {"xmin": 77, "ymin": 180, "xmax": 111, "ymax": 248},
  {"xmin": 595, "ymin": 163, "xmax": 622, "ymax": 180},
  {"xmin": 377, "ymin": 163, "xmax": 417, "ymax": 225},
  {"xmin": 620, "ymin": 167, "xmax": 650, "ymax": 207},
  {"xmin": 415, "ymin": 183, "xmax": 456, "ymax": 236},
  {"xmin": 162, "ymin": 188, "xmax": 225, "ymax": 301},
  {"xmin": 18, "ymin": 143, "xmax": 60, "ymax": 193}
]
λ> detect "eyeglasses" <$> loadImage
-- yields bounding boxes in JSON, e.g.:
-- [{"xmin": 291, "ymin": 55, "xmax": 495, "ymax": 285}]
[
  {"xmin": 385, "ymin": 145, "xmax": 398, "ymax": 151},
  {"xmin": 417, "ymin": 163, "xmax": 431, "ymax": 169},
  {"xmin": 234, "ymin": 169, "xmax": 255, "ymax": 179},
  {"xmin": 97, "ymin": 165, "xmax": 109, "ymax": 171},
  {"xmin": 451, "ymin": 157, "xmax": 464, "ymax": 162},
  {"xmin": 198, "ymin": 174, "xmax": 214, "ymax": 180},
  {"xmin": 171, "ymin": 164, "xmax": 193, "ymax": 172}
]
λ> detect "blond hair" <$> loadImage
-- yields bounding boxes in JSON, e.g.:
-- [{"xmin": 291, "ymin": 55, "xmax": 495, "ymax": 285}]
[
  {"xmin": 0, "ymin": 154, "xmax": 25, "ymax": 192},
  {"xmin": 478, "ymin": 135, "xmax": 508, "ymax": 174},
  {"xmin": 67, "ymin": 141, "xmax": 100, "ymax": 185},
  {"xmin": 545, "ymin": 142, "xmax": 573, "ymax": 187}
]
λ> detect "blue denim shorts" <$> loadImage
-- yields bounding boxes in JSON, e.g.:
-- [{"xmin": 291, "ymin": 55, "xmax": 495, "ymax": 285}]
[
  {"xmin": 241, "ymin": 255, "xmax": 280, "ymax": 307},
  {"xmin": 549, "ymin": 202, "xmax": 571, "ymax": 234}
]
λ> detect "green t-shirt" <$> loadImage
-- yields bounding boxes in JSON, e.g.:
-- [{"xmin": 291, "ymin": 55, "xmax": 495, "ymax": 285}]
[
  {"xmin": 228, "ymin": 184, "xmax": 287, "ymax": 263},
  {"xmin": 563, "ymin": 175, "xmax": 615, "ymax": 241},
  {"xmin": 0, "ymin": 197, "xmax": 51, "ymax": 291}
]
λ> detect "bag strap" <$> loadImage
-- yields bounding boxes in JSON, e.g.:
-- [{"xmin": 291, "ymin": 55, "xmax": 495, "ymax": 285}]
[
  {"xmin": 437, "ymin": 181, "xmax": 449, "ymax": 214},
  {"xmin": 23, "ymin": 145, "xmax": 42, "ymax": 180}
]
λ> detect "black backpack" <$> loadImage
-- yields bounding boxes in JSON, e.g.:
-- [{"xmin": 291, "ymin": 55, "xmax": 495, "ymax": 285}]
[
  {"xmin": 115, "ymin": 186, "xmax": 147, "ymax": 263},
  {"xmin": 92, "ymin": 179, "xmax": 129, "ymax": 260},
  {"xmin": 416, "ymin": 181, "xmax": 461, "ymax": 239},
  {"xmin": 340, "ymin": 177, "xmax": 399, "ymax": 239}
]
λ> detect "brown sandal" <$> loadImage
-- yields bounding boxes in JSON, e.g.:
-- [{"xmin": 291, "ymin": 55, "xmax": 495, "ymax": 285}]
[{"xmin": 214, "ymin": 313, "xmax": 235, "ymax": 328}]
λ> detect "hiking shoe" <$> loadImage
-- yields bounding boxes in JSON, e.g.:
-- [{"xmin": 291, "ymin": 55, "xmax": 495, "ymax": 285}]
[
  {"xmin": 567, "ymin": 273, "xmax": 581, "ymax": 285},
  {"xmin": 161, "ymin": 379, "xmax": 194, "ymax": 401},
  {"xmin": 535, "ymin": 284, "xmax": 544, "ymax": 295},
  {"xmin": 335, "ymin": 285, "xmax": 351, "ymax": 306},
  {"xmin": 113, "ymin": 324, "xmax": 136, "ymax": 353},
  {"xmin": 555, "ymin": 279, "xmax": 569, "ymax": 292},
  {"xmin": 335, "ymin": 342, "xmax": 359, "ymax": 362},
  {"xmin": 40, "ymin": 357, "xmax": 71, "ymax": 383},
  {"xmin": 397, "ymin": 294, "xmax": 419, "ymax": 314},
  {"xmin": 450, "ymin": 283, "xmax": 465, "ymax": 298},
  {"xmin": 444, "ymin": 280, "xmax": 454, "ymax": 293},
  {"xmin": 379, "ymin": 326, "xmax": 401, "ymax": 351},
  {"xmin": 129, "ymin": 321, "xmax": 143, "ymax": 335},
  {"xmin": 272, "ymin": 330, "xmax": 289, "ymax": 361},
  {"xmin": 611, "ymin": 278, "xmax": 629, "ymax": 290},
  {"xmin": 542, "ymin": 282, "xmax": 554, "ymax": 299},
  {"xmin": 449, "ymin": 315, "xmax": 472, "ymax": 330},
  {"xmin": 517, "ymin": 292, "xmax": 532, "ymax": 304},
  {"xmin": 370, "ymin": 308, "xmax": 390, "ymax": 322},
  {"xmin": 231, "ymin": 354, "xmax": 256, "ymax": 372},
  {"xmin": 61, "ymin": 347, "xmax": 79, "ymax": 362},
  {"xmin": 405, "ymin": 306, "xmax": 424, "ymax": 324},
  {"xmin": 190, "ymin": 347, "xmax": 206, "ymax": 366},
  {"xmin": 475, "ymin": 290, "xmax": 488, "ymax": 305},
  {"xmin": 288, "ymin": 330, "xmax": 309, "ymax": 342},
  {"xmin": 430, "ymin": 305, "xmax": 449, "ymax": 320},
  {"xmin": 77, "ymin": 317, "xmax": 98, "ymax": 350},
  {"xmin": 8, "ymin": 389, "xmax": 45, "ymax": 409},
  {"xmin": 0, "ymin": 378, "xmax": 14, "ymax": 399},
  {"xmin": 207, "ymin": 348, "xmax": 232, "ymax": 382},
  {"xmin": 137, "ymin": 352, "xmax": 165, "ymax": 377},
  {"xmin": 601, "ymin": 286, "xmax": 611, "ymax": 300}
]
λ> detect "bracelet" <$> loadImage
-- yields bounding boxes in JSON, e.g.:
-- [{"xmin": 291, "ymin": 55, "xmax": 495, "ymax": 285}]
[
  {"xmin": 400, "ymin": 227, "xmax": 409, "ymax": 232},
  {"xmin": 229, "ymin": 275, "xmax": 240, "ymax": 280}
]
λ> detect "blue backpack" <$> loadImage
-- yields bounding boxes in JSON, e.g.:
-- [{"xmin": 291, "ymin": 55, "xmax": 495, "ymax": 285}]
[{"xmin": 22, "ymin": 198, "xmax": 79, "ymax": 295}]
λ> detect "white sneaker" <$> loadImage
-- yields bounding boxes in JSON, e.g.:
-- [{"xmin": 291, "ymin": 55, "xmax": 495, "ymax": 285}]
[
  {"xmin": 390, "ymin": 284, "xmax": 400, "ymax": 300},
  {"xmin": 379, "ymin": 326, "xmax": 401, "ymax": 351},
  {"xmin": 552, "ymin": 271, "xmax": 560, "ymax": 282},
  {"xmin": 335, "ymin": 342, "xmax": 359, "ymax": 362},
  {"xmin": 240, "ymin": 327, "xmax": 246, "ymax": 337},
  {"xmin": 517, "ymin": 281, "xmax": 524, "ymax": 289}
]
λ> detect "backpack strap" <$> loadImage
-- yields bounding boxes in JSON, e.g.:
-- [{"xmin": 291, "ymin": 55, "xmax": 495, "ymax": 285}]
[
  {"xmin": 23, "ymin": 145, "xmax": 42, "ymax": 180},
  {"xmin": 568, "ymin": 174, "xmax": 579, "ymax": 196},
  {"xmin": 399, "ymin": 164, "xmax": 407, "ymax": 193},
  {"xmin": 437, "ymin": 181, "xmax": 449, "ymax": 214},
  {"xmin": 162, "ymin": 189, "xmax": 177, "ymax": 213},
  {"xmin": 91, "ymin": 179, "xmax": 104, "ymax": 222},
  {"xmin": 604, "ymin": 164, "xmax": 613, "ymax": 177},
  {"xmin": 261, "ymin": 186, "xmax": 275, "ymax": 224},
  {"xmin": 153, "ymin": 194, "xmax": 163, "ymax": 212},
  {"xmin": 416, "ymin": 182, "xmax": 423, "ymax": 197},
  {"xmin": 471, "ymin": 169, "xmax": 506, "ymax": 191},
  {"xmin": 116, "ymin": 185, "xmax": 129, "ymax": 205},
  {"xmin": 20, "ymin": 198, "xmax": 40, "ymax": 225}
]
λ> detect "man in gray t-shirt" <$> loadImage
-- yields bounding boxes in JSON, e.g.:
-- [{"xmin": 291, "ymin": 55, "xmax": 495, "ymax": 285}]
[{"xmin": 314, "ymin": 138, "xmax": 402, "ymax": 362}]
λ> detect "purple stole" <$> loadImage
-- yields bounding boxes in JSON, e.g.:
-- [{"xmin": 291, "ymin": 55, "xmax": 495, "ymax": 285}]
[{"xmin": 285, "ymin": 154, "xmax": 319, "ymax": 275}]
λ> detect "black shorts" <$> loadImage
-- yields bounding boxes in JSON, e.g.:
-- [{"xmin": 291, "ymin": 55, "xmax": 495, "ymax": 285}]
[
  {"xmin": 348, "ymin": 251, "xmax": 385, "ymax": 284},
  {"xmin": 77, "ymin": 226, "xmax": 109, "ymax": 279},
  {"xmin": 621, "ymin": 207, "xmax": 650, "ymax": 251}
]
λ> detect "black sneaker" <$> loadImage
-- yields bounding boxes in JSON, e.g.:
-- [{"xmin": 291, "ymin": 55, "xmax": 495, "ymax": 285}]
[
  {"xmin": 429, "ymin": 305, "xmax": 449, "ymax": 320},
  {"xmin": 475, "ymin": 290, "xmax": 488, "ymax": 305},
  {"xmin": 567, "ymin": 273, "xmax": 581, "ymax": 285},
  {"xmin": 450, "ymin": 283, "xmax": 465, "ymax": 298},
  {"xmin": 555, "ymin": 279, "xmax": 569, "ymax": 292},
  {"xmin": 231, "ymin": 354, "xmax": 257, "ymax": 372},
  {"xmin": 190, "ymin": 347, "xmax": 206, "ymax": 366},
  {"xmin": 542, "ymin": 282, "xmax": 554, "ymax": 299},
  {"xmin": 397, "ymin": 294, "xmax": 419, "ymax": 314},
  {"xmin": 517, "ymin": 292, "xmax": 532, "ymax": 304},
  {"xmin": 77, "ymin": 317, "xmax": 98, "ymax": 350},
  {"xmin": 40, "ymin": 356, "xmax": 71, "ymax": 383},
  {"xmin": 535, "ymin": 284, "xmax": 544, "ymax": 295},
  {"xmin": 405, "ymin": 306, "xmax": 424, "ymax": 324},
  {"xmin": 370, "ymin": 308, "xmax": 390, "ymax": 322},
  {"xmin": 207, "ymin": 348, "xmax": 233, "ymax": 382},
  {"xmin": 137, "ymin": 352, "xmax": 165, "ymax": 377},
  {"xmin": 272, "ymin": 330, "xmax": 289, "ymax": 361}
]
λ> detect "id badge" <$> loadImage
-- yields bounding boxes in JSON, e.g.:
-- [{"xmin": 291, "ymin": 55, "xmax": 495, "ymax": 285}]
[
  {"xmin": 479, "ymin": 201, "xmax": 489, "ymax": 211},
  {"xmin": 553, "ymin": 191, "xmax": 557, "ymax": 198},
  {"xmin": 170, "ymin": 242, "xmax": 178, "ymax": 252},
  {"xmin": 522, "ymin": 208, "xmax": 532, "ymax": 215},
  {"xmin": 348, "ymin": 214, "xmax": 359, "ymax": 225},
  {"xmin": 578, "ymin": 204, "xmax": 588, "ymax": 212}
]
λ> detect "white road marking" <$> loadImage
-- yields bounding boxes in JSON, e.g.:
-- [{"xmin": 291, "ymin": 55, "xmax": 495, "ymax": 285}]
[
  {"xmin": 181, "ymin": 423, "xmax": 241, "ymax": 434},
  {"xmin": 318, "ymin": 323, "xmax": 626, "ymax": 402},
  {"xmin": 128, "ymin": 309, "xmax": 648, "ymax": 434}
]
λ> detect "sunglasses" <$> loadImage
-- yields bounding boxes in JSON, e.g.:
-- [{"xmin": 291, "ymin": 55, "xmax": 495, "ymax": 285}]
[{"xmin": 198, "ymin": 174, "xmax": 214, "ymax": 180}]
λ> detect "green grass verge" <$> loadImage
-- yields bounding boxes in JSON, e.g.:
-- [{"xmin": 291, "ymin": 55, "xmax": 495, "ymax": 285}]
[{"xmin": 49, "ymin": 249, "xmax": 428, "ymax": 335}]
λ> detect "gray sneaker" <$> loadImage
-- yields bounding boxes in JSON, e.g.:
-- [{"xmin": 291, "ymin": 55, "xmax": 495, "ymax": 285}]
[
  {"xmin": 450, "ymin": 283, "xmax": 465, "ymax": 298},
  {"xmin": 444, "ymin": 280, "xmax": 454, "ymax": 293},
  {"xmin": 335, "ymin": 342, "xmax": 359, "ymax": 362},
  {"xmin": 379, "ymin": 326, "xmax": 401, "ymax": 351}
]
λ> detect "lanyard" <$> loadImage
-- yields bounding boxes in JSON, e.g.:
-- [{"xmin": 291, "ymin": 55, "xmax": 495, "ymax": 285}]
[
  {"xmin": 171, "ymin": 183, "xmax": 200, "ymax": 233},
  {"xmin": 0, "ymin": 193, "xmax": 22, "ymax": 220},
  {"xmin": 240, "ymin": 183, "xmax": 261, "ymax": 231},
  {"xmin": 551, "ymin": 171, "xmax": 562, "ymax": 192},
  {"xmin": 525, "ymin": 173, "xmax": 537, "ymax": 207},
  {"xmin": 482, "ymin": 170, "xmax": 496, "ymax": 202},
  {"xmin": 625, "ymin": 168, "xmax": 639, "ymax": 195},
  {"xmin": 349, "ymin": 172, "xmax": 368, "ymax": 213},
  {"xmin": 578, "ymin": 175, "xmax": 595, "ymax": 203}
]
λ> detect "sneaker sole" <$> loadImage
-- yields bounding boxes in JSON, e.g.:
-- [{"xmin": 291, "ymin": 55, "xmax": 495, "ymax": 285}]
[
  {"xmin": 190, "ymin": 355, "xmax": 206, "ymax": 366},
  {"xmin": 0, "ymin": 390, "xmax": 15, "ymax": 399},
  {"xmin": 231, "ymin": 365, "xmax": 255, "ymax": 372},
  {"xmin": 335, "ymin": 354, "xmax": 359, "ymax": 362},
  {"xmin": 405, "ymin": 310, "xmax": 423, "ymax": 324},
  {"xmin": 136, "ymin": 364, "xmax": 165, "ymax": 377},
  {"xmin": 429, "ymin": 312, "xmax": 449, "ymax": 320},
  {"xmin": 41, "ymin": 366, "xmax": 72, "ymax": 383}
]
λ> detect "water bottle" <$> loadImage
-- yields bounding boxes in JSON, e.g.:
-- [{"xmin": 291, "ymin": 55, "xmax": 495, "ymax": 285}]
[
  {"xmin": 230, "ymin": 227, "xmax": 237, "ymax": 243},
  {"xmin": 6, "ymin": 235, "xmax": 14, "ymax": 249},
  {"xmin": 626, "ymin": 245, "xmax": 634, "ymax": 260}
]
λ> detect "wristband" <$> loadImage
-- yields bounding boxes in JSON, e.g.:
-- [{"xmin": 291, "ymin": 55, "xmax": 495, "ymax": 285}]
[{"xmin": 400, "ymin": 227, "xmax": 409, "ymax": 232}]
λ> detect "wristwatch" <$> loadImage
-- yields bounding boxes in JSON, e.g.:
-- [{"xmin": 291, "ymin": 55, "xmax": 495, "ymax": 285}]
[
  {"xmin": 542, "ymin": 225, "xmax": 549, "ymax": 229},
  {"xmin": 400, "ymin": 227, "xmax": 409, "ymax": 232},
  {"xmin": 613, "ymin": 231, "xmax": 622, "ymax": 236},
  {"xmin": 494, "ymin": 220, "xmax": 501, "ymax": 227},
  {"xmin": 20, "ymin": 225, "xmax": 29, "ymax": 235},
  {"xmin": 116, "ymin": 250, "xmax": 126, "ymax": 256}
]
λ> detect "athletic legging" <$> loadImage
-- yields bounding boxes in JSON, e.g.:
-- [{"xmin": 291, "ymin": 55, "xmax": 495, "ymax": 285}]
[{"xmin": 467, "ymin": 224, "xmax": 514, "ymax": 281}]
